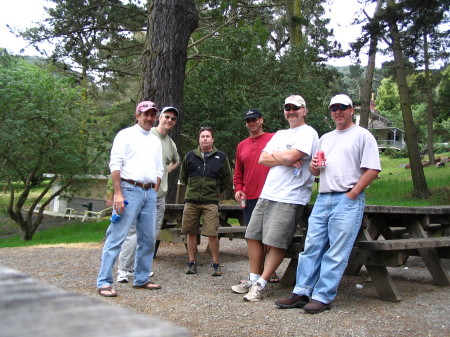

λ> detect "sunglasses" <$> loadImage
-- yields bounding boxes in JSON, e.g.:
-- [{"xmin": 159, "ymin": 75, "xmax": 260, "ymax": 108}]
[
  {"xmin": 163, "ymin": 114, "xmax": 177, "ymax": 121},
  {"xmin": 330, "ymin": 104, "xmax": 350, "ymax": 112},
  {"xmin": 245, "ymin": 118, "xmax": 258, "ymax": 123},
  {"xmin": 284, "ymin": 105, "xmax": 303, "ymax": 111}
]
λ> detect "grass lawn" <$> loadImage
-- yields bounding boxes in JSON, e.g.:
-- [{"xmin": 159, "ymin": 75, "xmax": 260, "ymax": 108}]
[{"xmin": 0, "ymin": 152, "xmax": 449, "ymax": 247}]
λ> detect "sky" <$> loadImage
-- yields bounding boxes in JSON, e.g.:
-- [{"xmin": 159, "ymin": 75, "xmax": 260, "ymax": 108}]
[{"xmin": 0, "ymin": 0, "xmax": 381, "ymax": 67}]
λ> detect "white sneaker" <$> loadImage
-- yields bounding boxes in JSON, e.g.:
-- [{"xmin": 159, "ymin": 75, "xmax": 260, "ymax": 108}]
[
  {"xmin": 231, "ymin": 280, "xmax": 253, "ymax": 294},
  {"xmin": 243, "ymin": 282, "xmax": 264, "ymax": 302},
  {"xmin": 149, "ymin": 271, "xmax": 154, "ymax": 277},
  {"xmin": 127, "ymin": 270, "xmax": 135, "ymax": 277},
  {"xmin": 117, "ymin": 269, "xmax": 129, "ymax": 283}
]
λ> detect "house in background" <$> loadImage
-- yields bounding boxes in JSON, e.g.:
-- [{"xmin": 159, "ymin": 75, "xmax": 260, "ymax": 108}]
[
  {"xmin": 355, "ymin": 100, "xmax": 406, "ymax": 151},
  {"xmin": 46, "ymin": 174, "xmax": 111, "ymax": 214}
]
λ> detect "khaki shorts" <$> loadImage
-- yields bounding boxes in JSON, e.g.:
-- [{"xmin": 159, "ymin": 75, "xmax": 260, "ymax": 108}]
[
  {"xmin": 181, "ymin": 202, "xmax": 220, "ymax": 237},
  {"xmin": 245, "ymin": 198, "xmax": 305, "ymax": 249}
]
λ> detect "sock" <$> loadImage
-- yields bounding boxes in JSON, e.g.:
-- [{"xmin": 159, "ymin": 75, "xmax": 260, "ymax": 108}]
[
  {"xmin": 256, "ymin": 277, "xmax": 267, "ymax": 288},
  {"xmin": 249, "ymin": 273, "xmax": 260, "ymax": 282}
]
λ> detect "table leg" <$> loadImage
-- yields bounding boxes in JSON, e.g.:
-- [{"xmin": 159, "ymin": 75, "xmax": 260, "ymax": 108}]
[
  {"xmin": 356, "ymin": 215, "xmax": 402, "ymax": 302},
  {"xmin": 280, "ymin": 258, "xmax": 298, "ymax": 287},
  {"xmin": 365, "ymin": 265, "xmax": 402, "ymax": 302},
  {"xmin": 407, "ymin": 216, "xmax": 450, "ymax": 286}
]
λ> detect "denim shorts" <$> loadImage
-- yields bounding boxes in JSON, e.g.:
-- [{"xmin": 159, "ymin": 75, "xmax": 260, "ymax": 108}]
[{"xmin": 245, "ymin": 198, "xmax": 305, "ymax": 249}]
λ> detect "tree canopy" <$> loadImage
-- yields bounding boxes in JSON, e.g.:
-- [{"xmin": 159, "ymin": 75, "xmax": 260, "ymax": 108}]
[{"xmin": 0, "ymin": 52, "xmax": 109, "ymax": 240}]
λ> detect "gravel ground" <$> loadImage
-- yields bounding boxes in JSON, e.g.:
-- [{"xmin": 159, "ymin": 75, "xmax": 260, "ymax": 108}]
[{"xmin": 0, "ymin": 237, "xmax": 449, "ymax": 337}]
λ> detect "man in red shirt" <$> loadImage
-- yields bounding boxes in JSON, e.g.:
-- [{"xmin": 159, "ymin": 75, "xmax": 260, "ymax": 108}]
[
  {"xmin": 233, "ymin": 109, "xmax": 278, "ymax": 283},
  {"xmin": 234, "ymin": 108, "xmax": 274, "ymax": 225}
]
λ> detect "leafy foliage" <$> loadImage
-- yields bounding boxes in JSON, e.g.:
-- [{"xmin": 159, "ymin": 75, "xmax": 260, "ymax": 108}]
[
  {"xmin": 183, "ymin": 24, "xmax": 338, "ymax": 159},
  {"xmin": 0, "ymin": 53, "xmax": 109, "ymax": 240}
]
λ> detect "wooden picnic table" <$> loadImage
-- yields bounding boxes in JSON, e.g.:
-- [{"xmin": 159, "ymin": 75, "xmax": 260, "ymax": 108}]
[
  {"xmin": 156, "ymin": 204, "xmax": 246, "ymax": 252},
  {"xmin": 282, "ymin": 205, "xmax": 450, "ymax": 302},
  {"xmin": 157, "ymin": 204, "xmax": 450, "ymax": 302},
  {"xmin": 0, "ymin": 265, "xmax": 191, "ymax": 337}
]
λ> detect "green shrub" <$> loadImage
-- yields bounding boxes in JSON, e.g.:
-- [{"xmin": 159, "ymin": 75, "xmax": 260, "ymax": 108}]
[{"xmin": 384, "ymin": 147, "xmax": 408, "ymax": 159}]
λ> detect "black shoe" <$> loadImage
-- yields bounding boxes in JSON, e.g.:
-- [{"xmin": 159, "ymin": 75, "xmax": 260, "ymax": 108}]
[
  {"xmin": 211, "ymin": 263, "xmax": 222, "ymax": 276},
  {"xmin": 185, "ymin": 261, "xmax": 197, "ymax": 274},
  {"xmin": 303, "ymin": 299, "xmax": 331, "ymax": 314},
  {"xmin": 275, "ymin": 293, "xmax": 309, "ymax": 309}
]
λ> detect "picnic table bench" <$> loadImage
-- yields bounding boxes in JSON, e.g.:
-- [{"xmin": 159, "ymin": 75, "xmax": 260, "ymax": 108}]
[
  {"xmin": 158, "ymin": 204, "xmax": 450, "ymax": 302},
  {"xmin": 282, "ymin": 205, "xmax": 450, "ymax": 302},
  {"xmin": 0, "ymin": 265, "xmax": 191, "ymax": 337},
  {"xmin": 155, "ymin": 204, "xmax": 246, "ymax": 255}
]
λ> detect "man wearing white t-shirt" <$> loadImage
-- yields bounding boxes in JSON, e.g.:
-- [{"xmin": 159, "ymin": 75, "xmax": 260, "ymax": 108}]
[
  {"xmin": 231, "ymin": 95, "xmax": 319, "ymax": 302},
  {"xmin": 275, "ymin": 94, "xmax": 381, "ymax": 313}
]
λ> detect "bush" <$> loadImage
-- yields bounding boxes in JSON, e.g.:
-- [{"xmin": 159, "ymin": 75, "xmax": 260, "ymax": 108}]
[{"xmin": 384, "ymin": 147, "xmax": 409, "ymax": 159}]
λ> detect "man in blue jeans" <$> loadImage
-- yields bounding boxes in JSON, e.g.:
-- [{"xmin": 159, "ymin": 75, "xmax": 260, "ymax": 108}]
[
  {"xmin": 275, "ymin": 94, "xmax": 381, "ymax": 313},
  {"xmin": 97, "ymin": 100, "xmax": 164, "ymax": 297}
]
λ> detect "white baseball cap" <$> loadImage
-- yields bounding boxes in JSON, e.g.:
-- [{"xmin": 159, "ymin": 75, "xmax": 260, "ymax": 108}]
[
  {"xmin": 284, "ymin": 95, "xmax": 306, "ymax": 108},
  {"xmin": 329, "ymin": 94, "xmax": 353, "ymax": 108}
]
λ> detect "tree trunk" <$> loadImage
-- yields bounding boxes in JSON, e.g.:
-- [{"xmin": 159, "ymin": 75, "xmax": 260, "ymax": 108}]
[
  {"xmin": 360, "ymin": 0, "xmax": 383, "ymax": 129},
  {"xmin": 140, "ymin": 0, "xmax": 199, "ymax": 203},
  {"xmin": 423, "ymin": 32, "xmax": 435, "ymax": 164},
  {"xmin": 286, "ymin": 0, "xmax": 303, "ymax": 45},
  {"xmin": 387, "ymin": 1, "xmax": 430, "ymax": 199}
]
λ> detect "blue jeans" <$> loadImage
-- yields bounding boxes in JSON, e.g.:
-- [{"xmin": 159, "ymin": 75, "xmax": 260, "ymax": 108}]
[
  {"xmin": 293, "ymin": 192, "xmax": 365, "ymax": 304},
  {"xmin": 117, "ymin": 197, "xmax": 166, "ymax": 271},
  {"xmin": 242, "ymin": 198, "xmax": 258, "ymax": 226},
  {"xmin": 97, "ymin": 181, "xmax": 157, "ymax": 288}
]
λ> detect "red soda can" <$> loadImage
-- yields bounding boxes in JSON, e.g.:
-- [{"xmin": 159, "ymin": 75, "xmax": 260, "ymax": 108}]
[
  {"xmin": 240, "ymin": 196, "xmax": 247, "ymax": 209},
  {"xmin": 317, "ymin": 151, "xmax": 325, "ymax": 168}
]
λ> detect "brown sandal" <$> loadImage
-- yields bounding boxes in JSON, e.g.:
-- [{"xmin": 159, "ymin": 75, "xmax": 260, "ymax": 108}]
[
  {"xmin": 132, "ymin": 281, "xmax": 161, "ymax": 290},
  {"xmin": 269, "ymin": 273, "xmax": 280, "ymax": 283},
  {"xmin": 98, "ymin": 285, "xmax": 117, "ymax": 297}
]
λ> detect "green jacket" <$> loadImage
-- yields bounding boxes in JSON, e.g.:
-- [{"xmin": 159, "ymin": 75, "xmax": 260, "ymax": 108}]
[{"xmin": 179, "ymin": 146, "xmax": 232, "ymax": 204}]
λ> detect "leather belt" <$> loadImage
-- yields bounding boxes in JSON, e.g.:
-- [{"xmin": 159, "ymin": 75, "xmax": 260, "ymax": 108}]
[
  {"xmin": 322, "ymin": 188, "xmax": 352, "ymax": 194},
  {"xmin": 121, "ymin": 178, "xmax": 155, "ymax": 190}
]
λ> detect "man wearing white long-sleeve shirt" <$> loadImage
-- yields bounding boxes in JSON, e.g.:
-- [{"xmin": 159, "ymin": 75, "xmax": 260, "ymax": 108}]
[{"xmin": 97, "ymin": 100, "xmax": 164, "ymax": 297}]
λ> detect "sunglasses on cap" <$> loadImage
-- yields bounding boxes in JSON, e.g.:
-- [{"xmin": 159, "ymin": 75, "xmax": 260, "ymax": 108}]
[
  {"xmin": 284, "ymin": 105, "xmax": 303, "ymax": 111},
  {"xmin": 163, "ymin": 114, "xmax": 177, "ymax": 121},
  {"xmin": 330, "ymin": 104, "xmax": 351, "ymax": 112}
]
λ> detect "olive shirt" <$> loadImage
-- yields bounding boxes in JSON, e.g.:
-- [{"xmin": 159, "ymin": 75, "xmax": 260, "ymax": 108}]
[{"xmin": 150, "ymin": 127, "xmax": 180, "ymax": 198}]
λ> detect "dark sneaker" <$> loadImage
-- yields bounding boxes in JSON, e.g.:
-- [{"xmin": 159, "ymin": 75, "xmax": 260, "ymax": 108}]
[
  {"xmin": 303, "ymin": 299, "xmax": 331, "ymax": 314},
  {"xmin": 211, "ymin": 263, "xmax": 222, "ymax": 276},
  {"xmin": 274, "ymin": 293, "xmax": 309, "ymax": 309},
  {"xmin": 185, "ymin": 261, "xmax": 197, "ymax": 274}
]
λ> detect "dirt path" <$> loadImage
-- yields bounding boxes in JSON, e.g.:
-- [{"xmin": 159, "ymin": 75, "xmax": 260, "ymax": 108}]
[{"xmin": 0, "ymin": 239, "xmax": 449, "ymax": 337}]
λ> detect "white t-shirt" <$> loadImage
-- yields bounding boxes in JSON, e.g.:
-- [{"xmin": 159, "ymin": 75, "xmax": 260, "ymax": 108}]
[
  {"xmin": 109, "ymin": 124, "xmax": 164, "ymax": 184},
  {"xmin": 260, "ymin": 124, "xmax": 319, "ymax": 205},
  {"xmin": 318, "ymin": 125, "xmax": 381, "ymax": 193}
]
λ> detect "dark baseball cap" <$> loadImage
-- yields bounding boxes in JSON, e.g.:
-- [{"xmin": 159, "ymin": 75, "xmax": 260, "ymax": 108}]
[{"xmin": 243, "ymin": 108, "xmax": 262, "ymax": 120}]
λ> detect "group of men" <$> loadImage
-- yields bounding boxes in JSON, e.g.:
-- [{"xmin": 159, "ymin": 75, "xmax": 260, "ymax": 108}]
[{"xmin": 96, "ymin": 93, "xmax": 381, "ymax": 314}]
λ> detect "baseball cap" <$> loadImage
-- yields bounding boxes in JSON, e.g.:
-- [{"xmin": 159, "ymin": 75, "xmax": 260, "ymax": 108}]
[
  {"xmin": 243, "ymin": 108, "xmax": 262, "ymax": 120},
  {"xmin": 284, "ymin": 95, "xmax": 306, "ymax": 108},
  {"xmin": 329, "ymin": 94, "xmax": 353, "ymax": 108},
  {"xmin": 161, "ymin": 106, "xmax": 179, "ymax": 116},
  {"xmin": 136, "ymin": 101, "xmax": 158, "ymax": 114}
]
